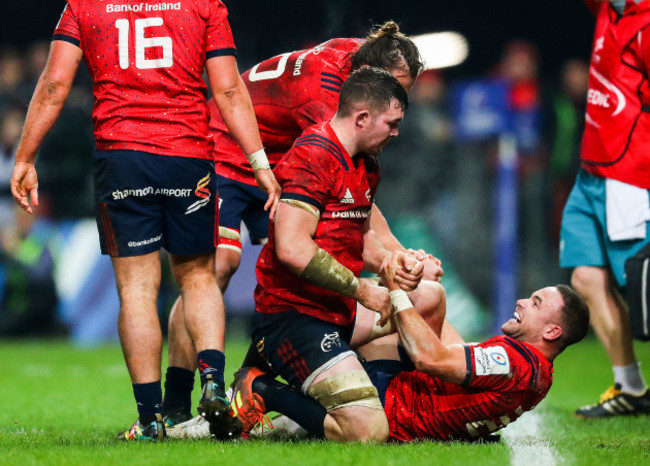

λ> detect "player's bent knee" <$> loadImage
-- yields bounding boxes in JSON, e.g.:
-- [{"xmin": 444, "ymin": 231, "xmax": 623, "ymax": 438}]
[
  {"xmin": 215, "ymin": 251, "xmax": 240, "ymax": 278},
  {"xmin": 571, "ymin": 266, "xmax": 607, "ymax": 296},
  {"xmin": 308, "ymin": 370, "xmax": 387, "ymax": 442},
  {"xmin": 413, "ymin": 280, "xmax": 446, "ymax": 314},
  {"xmin": 341, "ymin": 409, "xmax": 389, "ymax": 443}
]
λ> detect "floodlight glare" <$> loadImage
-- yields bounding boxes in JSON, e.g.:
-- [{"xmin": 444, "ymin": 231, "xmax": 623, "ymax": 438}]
[{"xmin": 411, "ymin": 32, "xmax": 469, "ymax": 70}]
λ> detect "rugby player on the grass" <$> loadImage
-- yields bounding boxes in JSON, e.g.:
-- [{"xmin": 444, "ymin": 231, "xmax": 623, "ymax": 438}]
[
  {"xmin": 162, "ymin": 21, "xmax": 445, "ymax": 428},
  {"xmin": 11, "ymin": 0, "xmax": 279, "ymax": 442},
  {"xmin": 227, "ymin": 252, "xmax": 590, "ymax": 442},
  {"xmin": 230, "ymin": 67, "xmax": 418, "ymax": 443}
]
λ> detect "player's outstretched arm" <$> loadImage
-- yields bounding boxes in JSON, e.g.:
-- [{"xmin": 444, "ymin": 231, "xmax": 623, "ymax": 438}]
[
  {"xmin": 380, "ymin": 251, "xmax": 466, "ymax": 384},
  {"xmin": 369, "ymin": 204, "xmax": 444, "ymax": 282},
  {"xmin": 11, "ymin": 40, "xmax": 82, "ymax": 213},
  {"xmin": 369, "ymin": 203, "xmax": 404, "ymax": 252},
  {"xmin": 205, "ymin": 55, "xmax": 281, "ymax": 219},
  {"xmin": 362, "ymin": 228, "xmax": 423, "ymax": 291}
]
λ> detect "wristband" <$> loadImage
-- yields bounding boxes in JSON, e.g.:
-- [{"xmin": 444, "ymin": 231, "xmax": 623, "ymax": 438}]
[
  {"xmin": 246, "ymin": 148, "xmax": 271, "ymax": 171},
  {"xmin": 389, "ymin": 289, "xmax": 413, "ymax": 314}
]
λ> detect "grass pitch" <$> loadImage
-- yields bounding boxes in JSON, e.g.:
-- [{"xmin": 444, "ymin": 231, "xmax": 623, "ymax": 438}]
[{"xmin": 1, "ymin": 336, "xmax": 649, "ymax": 465}]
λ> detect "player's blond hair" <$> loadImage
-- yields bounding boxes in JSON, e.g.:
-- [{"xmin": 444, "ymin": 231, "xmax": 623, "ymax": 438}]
[{"xmin": 350, "ymin": 21, "xmax": 423, "ymax": 80}]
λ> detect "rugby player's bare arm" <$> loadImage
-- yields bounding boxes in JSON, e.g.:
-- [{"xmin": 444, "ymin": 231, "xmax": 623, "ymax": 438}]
[
  {"xmin": 369, "ymin": 203, "xmax": 404, "ymax": 252},
  {"xmin": 381, "ymin": 251, "xmax": 467, "ymax": 384},
  {"xmin": 274, "ymin": 201, "xmax": 320, "ymax": 273},
  {"xmin": 362, "ymin": 226, "xmax": 423, "ymax": 292},
  {"xmin": 11, "ymin": 40, "xmax": 82, "ymax": 213},
  {"xmin": 369, "ymin": 204, "xmax": 444, "ymax": 282},
  {"xmin": 274, "ymin": 201, "xmax": 391, "ymax": 318},
  {"xmin": 206, "ymin": 55, "xmax": 280, "ymax": 218}
]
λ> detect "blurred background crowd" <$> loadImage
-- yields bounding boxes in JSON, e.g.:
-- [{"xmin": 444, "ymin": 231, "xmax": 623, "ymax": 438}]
[{"xmin": 0, "ymin": 0, "xmax": 595, "ymax": 343}]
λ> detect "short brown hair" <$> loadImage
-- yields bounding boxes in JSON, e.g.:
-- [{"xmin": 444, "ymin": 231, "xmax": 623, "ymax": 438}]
[
  {"xmin": 556, "ymin": 284, "xmax": 590, "ymax": 351},
  {"xmin": 337, "ymin": 67, "xmax": 409, "ymax": 118},
  {"xmin": 351, "ymin": 21, "xmax": 424, "ymax": 80}
]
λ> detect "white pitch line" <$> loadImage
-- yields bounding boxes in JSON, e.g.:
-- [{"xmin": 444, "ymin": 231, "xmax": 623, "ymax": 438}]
[{"xmin": 501, "ymin": 410, "xmax": 559, "ymax": 466}]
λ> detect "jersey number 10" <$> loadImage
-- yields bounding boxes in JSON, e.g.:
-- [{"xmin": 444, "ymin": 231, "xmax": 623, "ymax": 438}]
[{"xmin": 115, "ymin": 18, "xmax": 173, "ymax": 70}]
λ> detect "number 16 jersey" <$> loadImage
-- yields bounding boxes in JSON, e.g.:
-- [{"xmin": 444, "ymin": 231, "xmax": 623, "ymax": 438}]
[{"xmin": 53, "ymin": 0, "xmax": 236, "ymax": 159}]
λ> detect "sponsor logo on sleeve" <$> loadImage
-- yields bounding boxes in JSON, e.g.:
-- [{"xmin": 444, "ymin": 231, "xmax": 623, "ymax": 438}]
[{"xmin": 473, "ymin": 345, "xmax": 510, "ymax": 376}]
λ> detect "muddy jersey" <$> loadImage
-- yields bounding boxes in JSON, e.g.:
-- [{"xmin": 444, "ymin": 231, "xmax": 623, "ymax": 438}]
[
  {"xmin": 580, "ymin": 0, "xmax": 650, "ymax": 188},
  {"xmin": 385, "ymin": 336, "xmax": 553, "ymax": 442},
  {"xmin": 54, "ymin": 0, "xmax": 236, "ymax": 158},
  {"xmin": 254, "ymin": 122, "xmax": 380, "ymax": 326},
  {"xmin": 209, "ymin": 38, "xmax": 362, "ymax": 185}
]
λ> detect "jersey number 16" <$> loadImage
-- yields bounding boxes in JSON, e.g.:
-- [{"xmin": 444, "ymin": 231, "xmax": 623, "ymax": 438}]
[{"xmin": 115, "ymin": 18, "xmax": 173, "ymax": 70}]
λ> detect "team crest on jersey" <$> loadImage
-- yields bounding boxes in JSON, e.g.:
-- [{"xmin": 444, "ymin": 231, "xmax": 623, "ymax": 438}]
[
  {"xmin": 473, "ymin": 345, "xmax": 510, "ymax": 376},
  {"xmin": 185, "ymin": 173, "xmax": 212, "ymax": 215},
  {"xmin": 321, "ymin": 332, "xmax": 342, "ymax": 352}
]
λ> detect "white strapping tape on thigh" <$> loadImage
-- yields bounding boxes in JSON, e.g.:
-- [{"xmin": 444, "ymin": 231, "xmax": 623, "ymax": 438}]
[
  {"xmin": 307, "ymin": 369, "xmax": 383, "ymax": 412},
  {"xmin": 301, "ymin": 350, "xmax": 356, "ymax": 394}
]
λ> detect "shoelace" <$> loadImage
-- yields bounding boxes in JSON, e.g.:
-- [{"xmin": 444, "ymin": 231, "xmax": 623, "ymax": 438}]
[
  {"xmin": 253, "ymin": 413, "xmax": 274, "ymax": 433},
  {"xmin": 599, "ymin": 386, "xmax": 621, "ymax": 403},
  {"xmin": 241, "ymin": 412, "xmax": 273, "ymax": 440}
]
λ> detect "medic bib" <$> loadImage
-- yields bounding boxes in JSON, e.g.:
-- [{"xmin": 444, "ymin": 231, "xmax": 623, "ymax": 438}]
[{"xmin": 580, "ymin": 2, "xmax": 650, "ymax": 189}]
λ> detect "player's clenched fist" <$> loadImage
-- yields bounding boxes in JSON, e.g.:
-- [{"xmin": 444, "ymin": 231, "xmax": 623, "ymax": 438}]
[
  {"xmin": 380, "ymin": 251, "xmax": 421, "ymax": 290},
  {"xmin": 383, "ymin": 250, "xmax": 424, "ymax": 292}
]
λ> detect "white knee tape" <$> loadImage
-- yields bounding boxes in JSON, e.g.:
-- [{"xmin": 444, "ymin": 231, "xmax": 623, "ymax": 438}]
[{"xmin": 307, "ymin": 370, "xmax": 383, "ymax": 412}]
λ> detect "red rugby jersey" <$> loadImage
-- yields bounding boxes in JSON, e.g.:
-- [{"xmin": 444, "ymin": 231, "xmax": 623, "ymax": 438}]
[
  {"xmin": 385, "ymin": 336, "xmax": 553, "ymax": 442},
  {"xmin": 53, "ymin": 0, "xmax": 236, "ymax": 159},
  {"xmin": 210, "ymin": 38, "xmax": 362, "ymax": 185},
  {"xmin": 254, "ymin": 122, "xmax": 380, "ymax": 326},
  {"xmin": 580, "ymin": 0, "xmax": 650, "ymax": 188}
]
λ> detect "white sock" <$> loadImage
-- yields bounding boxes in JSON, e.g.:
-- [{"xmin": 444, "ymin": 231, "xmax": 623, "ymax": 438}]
[{"xmin": 613, "ymin": 362, "xmax": 646, "ymax": 395}]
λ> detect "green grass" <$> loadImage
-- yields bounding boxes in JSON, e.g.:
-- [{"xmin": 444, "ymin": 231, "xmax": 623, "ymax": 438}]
[{"xmin": 0, "ymin": 336, "xmax": 649, "ymax": 465}]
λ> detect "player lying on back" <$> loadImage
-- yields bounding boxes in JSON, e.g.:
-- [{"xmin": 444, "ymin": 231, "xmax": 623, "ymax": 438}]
[
  {"xmin": 356, "ymin": 253, "xmax": 591, "ymax": 441},
  {"xmin": 170, "ymin": 253, "xmax": 590, "ymax": 441}
]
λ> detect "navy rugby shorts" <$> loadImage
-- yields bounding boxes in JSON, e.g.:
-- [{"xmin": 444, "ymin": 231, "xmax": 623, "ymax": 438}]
[
  {"xmin": 216, "ymin": 174, "xmax": 269, "ymax": 251},
  {"xmin": 93, "ymin": 149, "xmax": 218, "ymax": 257},
  {"xmin": 361, "ymin": 346, "xmax": 415, "ymax": 406},
  {"xmin": 251, "ymin": 310, "xmax": 355, "ymax": 391}
]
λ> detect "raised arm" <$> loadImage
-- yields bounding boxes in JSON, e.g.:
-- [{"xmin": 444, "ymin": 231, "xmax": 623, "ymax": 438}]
[
  {"xmin": 380, "ymin": 251, "xmax": 467, "ymax": 384},
  {"xmin": 205, "ymin": 55, "xmax": 280, "ymax": 218},
  {"xmin": 11, "ymin": 40, "xmax": 82, "ymax": 213}
]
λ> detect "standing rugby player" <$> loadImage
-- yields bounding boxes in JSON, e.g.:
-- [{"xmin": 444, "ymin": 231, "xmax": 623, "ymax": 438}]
[{"xmin": 10, "ymin": 0, "xmax": 279, "ymax": 440}]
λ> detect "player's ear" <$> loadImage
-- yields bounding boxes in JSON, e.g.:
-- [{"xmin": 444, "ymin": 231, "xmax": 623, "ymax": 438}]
[
  {"xmin": 542, "ymin": 324, "xmax": 562, "ymax": 343},
  {"xmin": 355, "ymin": 110, "xmax": 370, "ymax": 128}
]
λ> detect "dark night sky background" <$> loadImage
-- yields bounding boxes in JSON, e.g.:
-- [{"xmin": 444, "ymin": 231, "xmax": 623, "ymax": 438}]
[{"xmin": 1, "ymin": 1, "xmax": 595, "ymax": 80}]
